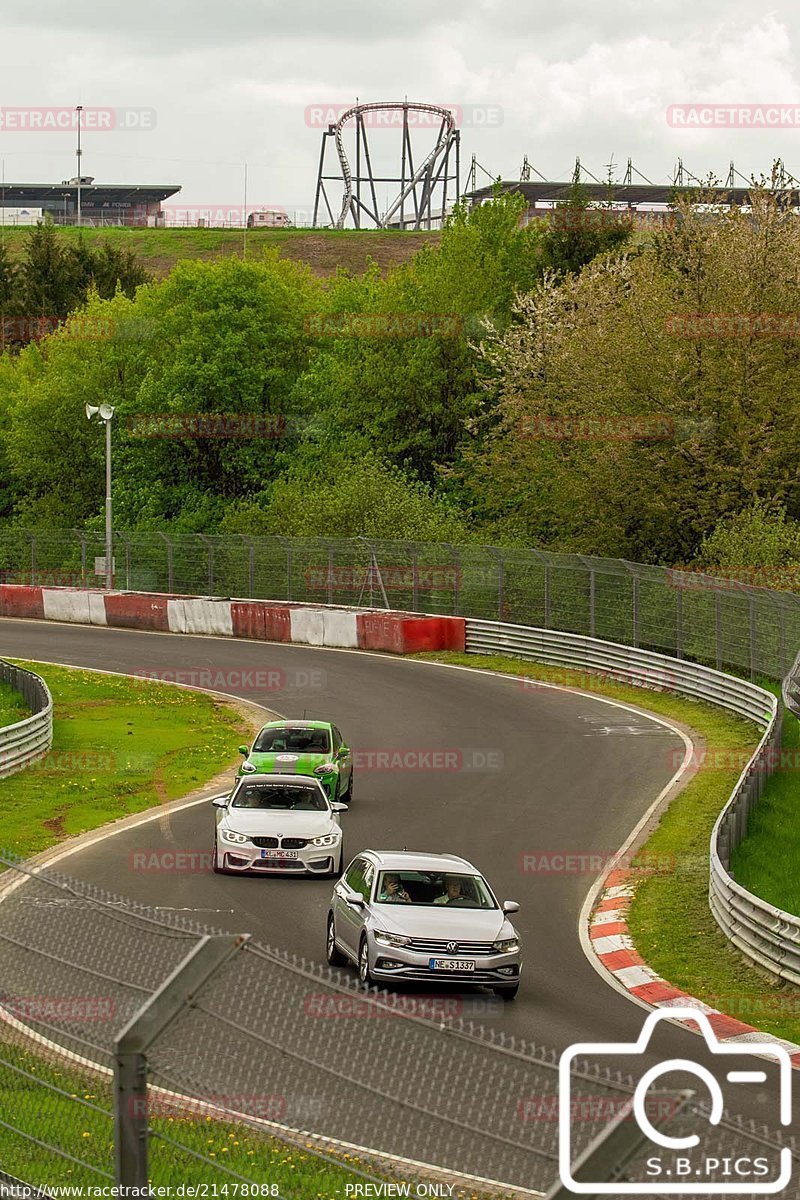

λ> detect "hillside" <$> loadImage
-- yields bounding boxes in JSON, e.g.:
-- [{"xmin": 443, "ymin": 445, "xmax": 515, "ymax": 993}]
[{"xmin": 0, "ymin": 225, "xmax": 440, "ymax": 278}]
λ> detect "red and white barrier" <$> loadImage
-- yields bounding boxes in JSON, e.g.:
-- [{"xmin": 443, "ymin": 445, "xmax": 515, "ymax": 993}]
[{"xmin": 0, "ymin": 586, "xmax": 466, "ymax": 655}]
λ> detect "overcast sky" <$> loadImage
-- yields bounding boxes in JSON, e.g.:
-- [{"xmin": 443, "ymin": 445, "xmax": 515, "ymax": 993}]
[{"xmin": 2, "ymin": 0, "xmax": 799, "ymax": 222}]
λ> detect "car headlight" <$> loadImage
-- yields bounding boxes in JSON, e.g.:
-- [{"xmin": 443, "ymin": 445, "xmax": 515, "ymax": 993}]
[
  {"xmin": 310, "ymin": 832, "xmax": 341, "ymax": 847},
  {"xmin": 374, "ymin": 930, "xmax": 412, "ymax": 949},
  {"xmin": 221, "ymin": 828, "xmax": 249, "ymax": 844},
  {"xmin": 492, "ymin": 937, "xmax": 520, "ymax": 953},
  {"xmin": 314, "ymin": 762, "xmax": 337, "ymax": 775},
  {"xmin": 240, "ymin": 761, "xmax": 257, "ymax": 774}
]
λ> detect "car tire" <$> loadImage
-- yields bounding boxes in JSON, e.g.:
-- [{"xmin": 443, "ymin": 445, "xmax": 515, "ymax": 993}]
[
  {"xmin": 358, "ymin": 935, "xmax": 374, "ymax": 988},
  {"xmin": 212, "ymin": 843, "xmax": 225, "ymax": 875},
  {"xmin": 493, "ymin": 982, "xmax": 519, "ymax": 1001},
  {"xmin": 340, "ymin": 771, "xmax": 353, "ymax": 804},
  {"xmin": 326, "ymin": 914, "xmax": 347, "ymax": 967}
]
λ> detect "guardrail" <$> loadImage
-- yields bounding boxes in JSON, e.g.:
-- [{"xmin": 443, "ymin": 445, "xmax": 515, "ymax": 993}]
[
  {"xmin": 464, "ymin": 620, "xmax": 797, "ymax": 985},
  {"xmin": 0, "ymin": 660, "xmax": 52, "ymax": 779}
]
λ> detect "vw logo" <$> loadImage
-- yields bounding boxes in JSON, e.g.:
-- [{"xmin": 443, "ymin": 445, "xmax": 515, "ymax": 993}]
[{"xmin": 446, "ymin": 941, "xmax": 458, "ymax": 954}]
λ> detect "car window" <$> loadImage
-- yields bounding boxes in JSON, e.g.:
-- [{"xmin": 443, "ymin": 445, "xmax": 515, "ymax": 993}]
[
  {"xmin": 344, "ymin": 857, "xmax": 367, "ymax": 895},
  {"xmin": 232, "ymin": 783, "xmax": 328, "ymax": 811},
  {"xmin": 253, "ymin": 726, "xmax": 331, "ymax": 754},
  {"xmin": 362, "ymin": 862, "xmax": 375, "ymax": 900},
  {"xmin": 332, "ymin": 726, "xmax": 343, "ymax": 752},
  {"xmin": 374, "ymin": 870, "xmax": 497, "ymax": 909}
]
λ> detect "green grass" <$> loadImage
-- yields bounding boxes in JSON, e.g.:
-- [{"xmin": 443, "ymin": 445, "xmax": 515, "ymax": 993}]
[
  {"xmin": 415, "ymin": 652, "xmax": 800, "ymax": 1043},
  {"xmin": 732, "ymin": 707, "xmax": 800, "ymax": 917},
  {"xmin": 0, "ymin": 225, "xmax": 438, "ymax": 277},
  {"xmin": 0, "ymin": 1036, "xmax": 441, "ymax": 1196},
  {"xmin": 1, "ymin": 660, "xmax": 253, "ymax": 858},
  {"xmin": 0, "ymin": 680, "xmax": 29, "ymax": 728}
]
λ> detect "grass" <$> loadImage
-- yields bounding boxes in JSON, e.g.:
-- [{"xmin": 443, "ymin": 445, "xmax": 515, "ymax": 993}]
[
  {"xmin": 0, "ymin": 225, "xmax": 439, "ymax": 278},
  {"xmin": 0, "ymin": 1035, "xmax": 451, "ymax": 1196},
  {"xmin": 415, "ymin": 651, "xmax": 800, "ymax": 1044},
  {"xmin": 1, "ymin": 660, "xmax": 253, "ymax": 858},
  {"xmin": 0, "ymin": 680, "xmax": 29, "ymax": 728},
  {"xmin": 732, "ymin": 706, "xmax": 800, "ymax": 917}
]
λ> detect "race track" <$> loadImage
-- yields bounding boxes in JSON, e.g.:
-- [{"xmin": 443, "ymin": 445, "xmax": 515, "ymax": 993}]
[{"xmin": 1, "ymin": 617, "xmax": 793, "ymax": 1136}]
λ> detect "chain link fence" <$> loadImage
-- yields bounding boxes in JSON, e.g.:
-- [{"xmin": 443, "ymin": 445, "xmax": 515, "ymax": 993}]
[
  {"xmin": 0, "ymin": 854, "xmax": 797, "ymax": 1198},
  {"xmin": 1, "ymin": 530, "xmax": 799, "ymax": 681}
]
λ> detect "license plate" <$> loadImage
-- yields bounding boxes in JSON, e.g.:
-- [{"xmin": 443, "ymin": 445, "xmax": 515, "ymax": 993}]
[
  {"xmin": 261, "ymin": 849, "xmax": 298, "ymax": 859},
  {"xmin": 429, "ymin": 958, "xmax": 475, "ymax": 972}
]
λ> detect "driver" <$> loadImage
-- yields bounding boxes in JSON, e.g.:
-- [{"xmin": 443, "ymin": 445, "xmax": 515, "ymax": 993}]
[
  {"xmin": 434, "ymin": 875, "xmax": 467, "ymax": 905},
  {"xmin": 378, "ymin": 873, "xmax": 412, "ymax": 903}
]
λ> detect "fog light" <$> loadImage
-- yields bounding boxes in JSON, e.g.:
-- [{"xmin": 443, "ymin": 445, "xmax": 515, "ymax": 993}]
[
  {"xmin": 497, "ymin": 966, "xmax": 517, "ymax": 976},
  {"xmin": 376, "ymin": 958, "xmax": 405, "ymax": 970}
]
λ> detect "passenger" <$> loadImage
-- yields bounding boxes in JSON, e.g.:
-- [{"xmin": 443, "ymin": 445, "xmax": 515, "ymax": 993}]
[
  {"xmin": 434, "ymin": 875, "xmax": 468, "ymax": 905},
  {"xmin": 378, "ymin": 873, "xmax": 412, "ymax": 903}
]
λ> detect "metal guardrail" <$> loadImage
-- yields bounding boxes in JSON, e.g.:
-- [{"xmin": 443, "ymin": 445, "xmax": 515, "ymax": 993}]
[
  {"xmin": 464, "ymin": 620, "xmax": 797, "ymax": 986},
  {"xmin": 3, "ymin": 528, "xmax": 800, "ymax": 681},
  {"xmin": 0, "ymin": 660, "xmax": 52, "ymax": 779}
]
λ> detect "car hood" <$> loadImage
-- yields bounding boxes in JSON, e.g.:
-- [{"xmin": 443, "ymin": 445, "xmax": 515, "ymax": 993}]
[
  {"xmin": 224, "ymin": 810, "xmax": 337, "ymax": 838},
  {"xmin": 246, "ymin": 751, "xmax": 334, "ymax": 775},
  {"xmin": 369, "ymin": 906, "xmax": 514, "ymax": 941}
]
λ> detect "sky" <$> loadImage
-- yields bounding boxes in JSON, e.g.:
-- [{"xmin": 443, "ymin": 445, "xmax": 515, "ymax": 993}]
[{"xmin": 2, "ymin": 0, "xmax": 800, "ymax": 223}]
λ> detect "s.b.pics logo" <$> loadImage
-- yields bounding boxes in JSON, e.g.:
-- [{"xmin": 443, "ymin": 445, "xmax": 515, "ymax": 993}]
[{"xmin": 558, "ymin": 1009, "xmax": 792, "ymax": 1194}]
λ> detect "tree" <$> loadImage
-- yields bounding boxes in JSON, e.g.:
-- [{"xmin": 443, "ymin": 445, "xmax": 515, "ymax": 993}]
[{"xmin": 465, "ymin": 189, "xmax": 800, "ymax": 562}]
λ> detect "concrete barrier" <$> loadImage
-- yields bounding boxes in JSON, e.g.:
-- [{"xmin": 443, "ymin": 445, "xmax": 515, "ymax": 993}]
[
  {"xmin": 0, "ymin": 585, "xmax": 467, "ymax": 657},
  {"xmin": 42, "ymin": 589, "xmax": 107, "ymax": 626},
  {"xmin": 167, "ymin": 599, "xmax": 234, "ymax": 637},
  {"xmin": 0, "ymin": 586, "xmax": 44, "ymax": 620}
]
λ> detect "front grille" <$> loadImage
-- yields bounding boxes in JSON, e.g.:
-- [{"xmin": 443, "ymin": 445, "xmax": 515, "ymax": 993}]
[
  {"xmin": 405, "ymin": 938, "xmax": 496, "ymax": 956},
  {"xmin": 281, "ymin": 837, "xmax": 308, "ymax": 850},
  {"xmin": 252, "ymin": 836, "xmax": 279, "ymax": 848}
]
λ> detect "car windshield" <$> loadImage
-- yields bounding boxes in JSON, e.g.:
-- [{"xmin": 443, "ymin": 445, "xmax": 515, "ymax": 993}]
[
  {"xmin": 253, "ymin": 726, "xmax": 331, "ymax": 755},
  {"xmin": 232, "ymin": 783, "xmax": 328, "ymax": 811},
  {"xmin": 375, "ymin": 871, "xmax": 497, "ymax": 909}
]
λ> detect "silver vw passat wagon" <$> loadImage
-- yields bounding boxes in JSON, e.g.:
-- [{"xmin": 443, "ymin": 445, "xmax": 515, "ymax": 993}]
[{"xmin": 326, "ymin": 850, "xmax": 522, "ymax": 999}]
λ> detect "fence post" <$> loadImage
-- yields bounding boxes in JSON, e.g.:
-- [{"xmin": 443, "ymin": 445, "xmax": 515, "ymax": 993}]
[
  {"xmin": 75, "ymin": 530, "xmax": 87, "ymax": 588},
  {"xmin": 631, "ymin": 572, "xmax": 639, "ymax": 648},
  {"xmin": 114, "ymin": 933, "xmax": 249, "ymax": 1188},
  {"xmin": 28, "ymin": 533, "xmax": 36, "ymax": 588},
  {"xmin": 443, "ymin": 544, "xmax": 461, "ymax": 616},
  {"xmin": 158, "ymin": 533, "xmax": 173, "ymax": 594},
  {"xmin": 487, "ymin": 547, "xmax": 505, "ymax": 620},
  {"xmin": 198, "ymin": 535, "xmax": 214, "ymax": 594},
  {"xmin": 675, "ymin": 585, "xmax": 683, "ymax": 659},
  {"xmin": 748, "ymin": 596, "xmax": 757, "ymax": 682},
  {"xmin": 714, "ymin": 592, "xmax": 722, "ymax": 671},
  {"xmin": 411, "ymin": 545, "xmax": 419, "ymax": 613}
]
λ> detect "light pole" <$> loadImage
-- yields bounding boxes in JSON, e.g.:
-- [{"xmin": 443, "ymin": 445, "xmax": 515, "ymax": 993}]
[
  {"xmin": 86, "ymin": 403, "xmax": 116, "ymax": 590},
  {"xmin": 76, "ymin": 105, "xmax": 83, "ymax": 228}
]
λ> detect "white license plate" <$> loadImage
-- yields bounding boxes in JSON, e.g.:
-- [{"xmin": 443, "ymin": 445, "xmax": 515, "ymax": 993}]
[
  {"xmin": 261, "ymin": 849, "xmax": 298, "ymax": 859},
  {"xmin": 429, "ymin": 958, "xmax": 475, "ymax": 972}
]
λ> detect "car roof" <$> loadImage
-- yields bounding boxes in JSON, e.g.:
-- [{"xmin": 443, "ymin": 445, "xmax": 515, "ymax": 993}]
[
  {"xmin": 360, "ymin": 850, "xmax": 479, "ymax": 873},
  {"xmin": 260, "ymin": 720, "xmax": 332, "ymax": 730},
  {"xmin": 234, "ymin": 773, "xmax": 324, "ymax": 787}
]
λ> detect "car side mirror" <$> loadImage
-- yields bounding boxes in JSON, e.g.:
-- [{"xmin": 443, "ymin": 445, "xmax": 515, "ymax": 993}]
[
  {"xmin": 238, "ymin": 745, "xmax": 249, "ymax": 756},
  {"xmin": 502, "ymin": 900, "xmax": 520, "ymax": 914},
  {"xmin": 330, "ymin": 801, "xmax": 349, "ymax": 813},
  {"xmin": 338, "ymin": 746, "xmax": 349, "ymax": 758},
  {"xmin": 346, "ymin": 893, "xmax": 365, "ymax": 908},
  {"xmin": 211, "ymin": 795, "xmax": 229, "ymax": 809}
]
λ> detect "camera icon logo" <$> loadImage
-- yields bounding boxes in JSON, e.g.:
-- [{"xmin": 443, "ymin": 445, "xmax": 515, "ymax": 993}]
[{"xmin": 558, "ymin": 1008, "xmax": 792, "ymax": 1194}]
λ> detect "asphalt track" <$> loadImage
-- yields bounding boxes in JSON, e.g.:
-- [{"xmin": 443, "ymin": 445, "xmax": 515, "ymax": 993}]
[{"xmin": 1, "ymin": 618, "xmax": 795, "ymax": 1143}]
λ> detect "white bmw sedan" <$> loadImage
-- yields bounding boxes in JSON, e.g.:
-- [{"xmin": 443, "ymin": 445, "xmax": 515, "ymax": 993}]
[{"xmin": 212, "ymin": 774, "xmax": 348, "ymax": 876}]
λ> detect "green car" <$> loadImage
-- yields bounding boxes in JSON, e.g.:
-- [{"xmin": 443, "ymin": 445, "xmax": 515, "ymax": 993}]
[{"xmin": 238, "ymin": 720, "xmax": 354, "ymax": 803}]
